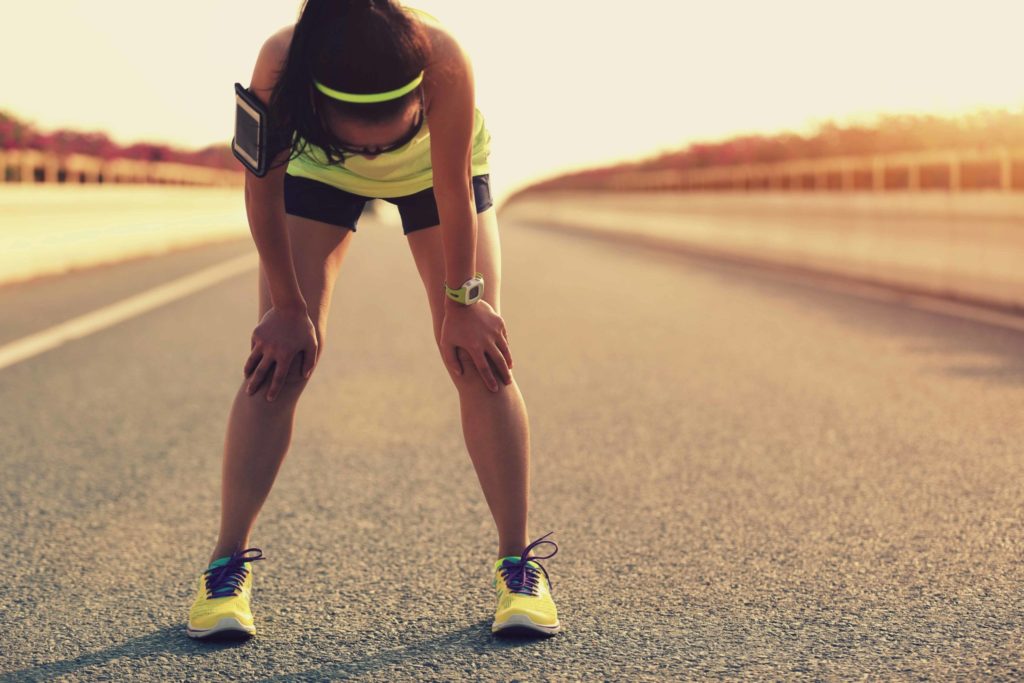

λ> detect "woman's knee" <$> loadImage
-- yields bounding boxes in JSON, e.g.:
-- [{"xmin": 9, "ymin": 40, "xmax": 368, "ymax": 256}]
[
  {"xmin": 441, "ymin": 346, "xmax": 508, "ymax": 393},
  {"xmin": 243, "ymin": 334, "xmax": 324, "ymax": 403},
  {"xmin": 285, "ymin": 325, "xmax": 326, "ymax": 387},
  {"xmin": 282, "ymin": 322, "xmax": 327, "ymax": 386},
  {"xmin": 249, "ymin": 355, "xmax": 308, "ymax": 396}
]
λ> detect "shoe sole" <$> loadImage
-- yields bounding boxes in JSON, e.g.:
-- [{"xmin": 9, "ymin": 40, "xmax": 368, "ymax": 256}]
[
  {"xmin": 186, "ymin": 616, "xmax": 256, "ymax": 639},
  {"xmin": 491, "ymin": 613, "xmax": 561, "ymax": 636}
]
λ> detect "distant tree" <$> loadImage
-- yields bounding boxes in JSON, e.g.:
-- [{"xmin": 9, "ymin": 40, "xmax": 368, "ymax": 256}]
[
  {"xmin": 525, "ymin": 107, "xmax": 1024, "ymax": 192},
  {"xmin": 0, "ymin": 109, "xmax": 238, "ymax": 170}
]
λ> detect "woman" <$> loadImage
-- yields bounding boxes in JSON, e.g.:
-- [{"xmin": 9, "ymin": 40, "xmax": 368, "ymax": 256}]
[{"xmin": 185, "ymin": 0, "xmax": 561, "ymax": 639}]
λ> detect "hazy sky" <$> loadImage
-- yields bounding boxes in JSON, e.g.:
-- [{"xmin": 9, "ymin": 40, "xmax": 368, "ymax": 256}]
[{"xmin": 3, "ymin": 1, "xmax": 1022, "ymax": 200}]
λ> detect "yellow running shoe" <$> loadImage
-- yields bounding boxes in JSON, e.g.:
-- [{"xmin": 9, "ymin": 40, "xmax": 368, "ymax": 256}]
[
  {"xmin": 186, "ymin": 548, "xmax": 264, "ymax": 639},
  {"xmin": 491, "ymin": 532, "xmax": 561, "ymax": 636}
]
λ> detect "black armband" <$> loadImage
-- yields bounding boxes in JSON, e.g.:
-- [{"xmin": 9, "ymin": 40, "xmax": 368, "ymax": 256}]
[{"xmin": 232, "ymin": 82, "xmax": 292, "ymax": 177}]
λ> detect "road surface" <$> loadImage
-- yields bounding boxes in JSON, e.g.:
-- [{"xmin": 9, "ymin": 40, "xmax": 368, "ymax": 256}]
[{"xmin": 1, "ymin": 208, "xmax": 1022, "ymax": 680}]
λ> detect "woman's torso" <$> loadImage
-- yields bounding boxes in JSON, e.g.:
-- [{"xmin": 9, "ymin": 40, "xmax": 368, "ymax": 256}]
[{"xmin": 284, "ymin": 6, "xmax": 492, "ymax": 199}]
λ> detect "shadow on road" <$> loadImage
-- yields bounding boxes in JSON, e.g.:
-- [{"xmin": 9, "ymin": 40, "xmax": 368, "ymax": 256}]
[
  {"xmin": 260, "ymin": 618, "xmax": 556, "ymax": 682},
  {"xmin": 0, "ymin": 618, "xmax": 555, "ymax": 681},
  {"xmin": 0, "ymin": 624, "xmax": 245, "ymax": 682}
]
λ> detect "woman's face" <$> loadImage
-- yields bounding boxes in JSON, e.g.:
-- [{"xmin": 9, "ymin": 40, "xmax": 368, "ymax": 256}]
[{"xmin": 324, "ymin": 98, "xmax": 423, "ymax": 159}]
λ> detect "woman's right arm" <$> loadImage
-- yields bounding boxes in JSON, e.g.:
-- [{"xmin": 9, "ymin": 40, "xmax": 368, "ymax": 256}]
[
  {"xmin": 240, "ymin": 29, "xmax": 319, "ymax": 401},
  {"xmin": 245, "ymin": 29, "xmax": 303, "ymax": 312}
]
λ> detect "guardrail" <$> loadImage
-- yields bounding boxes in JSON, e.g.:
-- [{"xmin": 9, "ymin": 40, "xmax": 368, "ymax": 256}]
[
  {"xmin": 0, "ymin": 149, "xmax": 243, "ymax": 187},
  {"xmin": 537, "ymin": 147, "xmax": 1024, "ymax": 194}
]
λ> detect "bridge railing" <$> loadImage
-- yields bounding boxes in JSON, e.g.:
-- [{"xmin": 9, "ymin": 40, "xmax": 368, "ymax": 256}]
[
  {"xmin": 0, "ymin": 149, "xmax": 243, "ymax": 187},
  {"xmin": 551, "ymin": 147, "xmax": 1024, "ymax": 193}
]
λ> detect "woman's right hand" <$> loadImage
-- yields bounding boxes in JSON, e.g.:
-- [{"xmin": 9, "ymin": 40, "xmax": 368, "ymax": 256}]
[{"xmin": 243, "ymin": 305, "xmax": 319, "ymax": 401}]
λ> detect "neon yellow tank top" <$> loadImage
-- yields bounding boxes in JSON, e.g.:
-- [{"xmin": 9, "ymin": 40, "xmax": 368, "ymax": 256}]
[{"xmin": 285, "ymin": 6, "xmax": 492, "ymax": 199}]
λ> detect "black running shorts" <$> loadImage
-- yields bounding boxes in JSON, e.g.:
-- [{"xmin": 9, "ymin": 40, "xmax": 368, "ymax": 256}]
[{"xmin": 283, "ymin": 173, "xmax": 494, "ymax": 235}]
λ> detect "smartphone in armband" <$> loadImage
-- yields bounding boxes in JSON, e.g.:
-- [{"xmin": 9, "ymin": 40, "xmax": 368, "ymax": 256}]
[{"xmin": 232, "ymin": 82, "xmax": 270, "ymax": 177}]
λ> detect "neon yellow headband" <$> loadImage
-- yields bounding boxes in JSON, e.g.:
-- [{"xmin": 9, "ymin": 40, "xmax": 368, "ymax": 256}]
[{"xmin": 313, "ymin": 70, "xmax": 424, "ymax": 103}]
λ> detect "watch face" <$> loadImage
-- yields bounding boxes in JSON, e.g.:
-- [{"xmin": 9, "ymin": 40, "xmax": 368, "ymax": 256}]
[{"xmin": 469, "ymin": 285, "xmax": 480, "ymax": 299}]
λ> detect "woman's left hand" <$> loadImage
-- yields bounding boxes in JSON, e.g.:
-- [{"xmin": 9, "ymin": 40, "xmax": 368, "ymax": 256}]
[{"xmin": 439, "ymin": 299, "xmax": 513, "ymax": 392}]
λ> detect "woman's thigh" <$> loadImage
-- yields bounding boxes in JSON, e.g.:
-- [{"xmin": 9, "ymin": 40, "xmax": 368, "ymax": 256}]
[
  {"xmin": 405, "ymin": 205, "xmax": 502, "ymax": 346},
  {"xmin": 257, "ymin": 213, "xmax": 356, "ymax": 354}
]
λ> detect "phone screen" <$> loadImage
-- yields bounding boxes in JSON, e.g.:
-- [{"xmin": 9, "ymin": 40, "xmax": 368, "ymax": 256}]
[{"xmin": 234, "ymin": 94, "xmax": 263, "ymax": 168}]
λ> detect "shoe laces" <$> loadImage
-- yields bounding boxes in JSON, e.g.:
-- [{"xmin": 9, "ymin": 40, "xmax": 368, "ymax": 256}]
[
  {"xmin": 498, "ymin": 531, "xmax": 558, "ymax": 596},
  {"xmin": 204, "ymin": 547, "xmax": 264, "ymax": 599}
]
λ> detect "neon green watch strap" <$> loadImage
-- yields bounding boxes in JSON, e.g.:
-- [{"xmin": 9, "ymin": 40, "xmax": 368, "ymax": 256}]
[{"xmin": 445, "ymin": 272, "xmax": 484, "ymax": 304}]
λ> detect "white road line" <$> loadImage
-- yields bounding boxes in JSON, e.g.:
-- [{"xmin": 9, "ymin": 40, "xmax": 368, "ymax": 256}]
[{"xmin": 0, "ymin": 253, "xmax": 258, "ymax": 371}]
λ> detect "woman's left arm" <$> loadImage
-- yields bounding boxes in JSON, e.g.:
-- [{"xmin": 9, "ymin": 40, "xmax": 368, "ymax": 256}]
[
  {"xmin": 425, "ymin": 30, "xmax": 513, "ymax": 391},
  {"xmin": 424, "ymin": 29, "xmax": 479, "ymax": 293}
]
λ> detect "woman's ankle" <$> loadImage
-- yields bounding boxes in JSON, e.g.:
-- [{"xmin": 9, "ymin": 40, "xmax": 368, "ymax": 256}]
[{"xmin": 208, "ymin": 541, "xmax": 248, "ymax": 565}]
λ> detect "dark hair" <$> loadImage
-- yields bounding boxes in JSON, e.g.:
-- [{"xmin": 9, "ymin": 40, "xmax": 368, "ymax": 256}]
[{"xmin": 267, "ymin": 0, "xmax": 432, "ymax": 169}]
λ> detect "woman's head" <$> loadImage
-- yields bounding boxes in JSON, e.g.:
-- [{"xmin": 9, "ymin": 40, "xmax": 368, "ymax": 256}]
[{"xmin": 269, "ymin": 0, "xmax": 432, "ymax": 166}]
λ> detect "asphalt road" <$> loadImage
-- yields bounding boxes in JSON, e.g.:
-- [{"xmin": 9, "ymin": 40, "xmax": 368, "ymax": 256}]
[{"xmin": 1, "ymin": 207, "xmax": 1022, "ymax": 681}]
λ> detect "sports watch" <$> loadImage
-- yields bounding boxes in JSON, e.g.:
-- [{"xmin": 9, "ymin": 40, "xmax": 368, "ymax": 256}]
[{"xmin": 444, "ymin": 272, "xmax": 485, "ymax": 305}]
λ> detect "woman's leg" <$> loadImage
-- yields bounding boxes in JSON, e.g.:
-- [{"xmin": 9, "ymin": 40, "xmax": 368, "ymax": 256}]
[
  {"xmin": 210, "ymin": 213, "xmax": 355, "ymax": 562},
  {"xmin": 406, "ymin": 205, "xmax": 531, "ymax": 558}
]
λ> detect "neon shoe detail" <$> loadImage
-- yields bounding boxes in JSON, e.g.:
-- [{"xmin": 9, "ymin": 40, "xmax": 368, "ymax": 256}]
[
  {"xmin": 186, "ymin": 547, "xmax": 264, "ymax": 638},
  {"xmin": 491, "ymin": 531, "xmax": 561, "ymax": 635}
]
